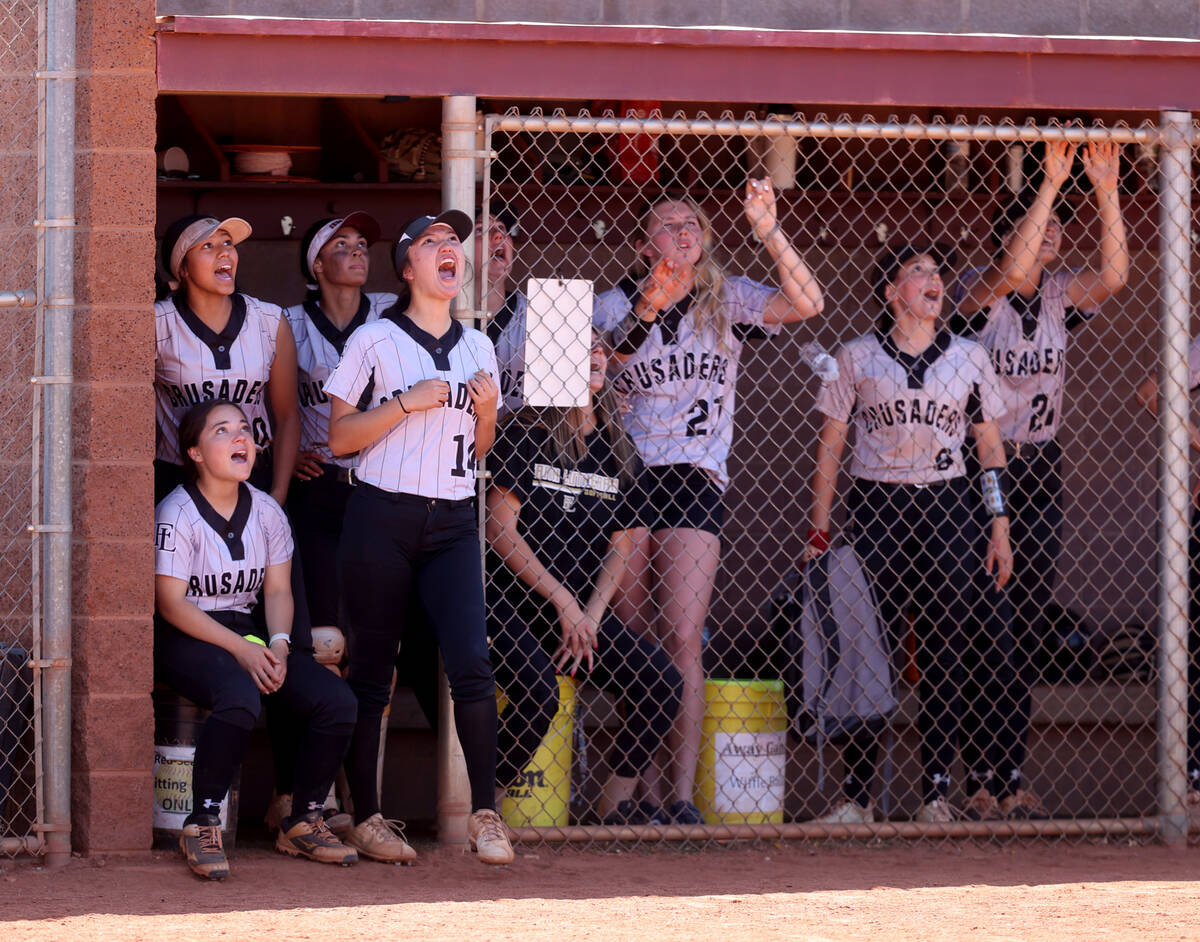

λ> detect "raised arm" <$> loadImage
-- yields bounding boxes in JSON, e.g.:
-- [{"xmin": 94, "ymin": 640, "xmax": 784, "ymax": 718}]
[
  {"xmin": 744, "ymin": 178, "xmax": 825, "ymax": 324},
  {"xmin": 1066, "ymin": 141, "xmax": 1129, "ymax": 308},
  {"xmin": 961, "ymin": 141, "xmax": 1076, "ymax": 315}
]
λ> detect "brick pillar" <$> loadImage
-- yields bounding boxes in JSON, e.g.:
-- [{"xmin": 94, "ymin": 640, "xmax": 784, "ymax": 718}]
[{"xmin": 70, "ymin": 0, "xmax": 157, "ymax": 854}]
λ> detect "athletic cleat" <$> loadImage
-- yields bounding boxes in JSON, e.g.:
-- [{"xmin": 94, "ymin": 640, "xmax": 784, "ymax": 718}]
[
  {"xmin": 638, "ymin": 800, "xmax": 669, "ymax": 825},
  {"xmin": 812, "ymin": 799, "xmax": 875, "ymax": 826},
  {"xmin": 666, "ymin": 799, "xmax": 705, "ymax": 826},
  {"xmin": 601, "ymin": 799, "xmax": 647, "ymax": 827},
  {"xmin": 467, "ymin": 809, "xmax": 514, "ymax": 866},
  {"xmin": 999, "ymin": 788, "xmax": 1050, "ymax": 820},
  {"xmin": 264, "ymin": 792, "xmax": 292, "ymax": 833},
  {"xmin": 914, "ymin": 798, "xmax": 959, "ymax": 824},
  {"xmin": 344, "ymin": 812, "xmax": 417, "ymax": 864},
  {"xmin": 601, "ymin": 799, "xmax": 668, "ymax": 827},
  {"xmin": 179, "ymin": 815, "xmax": 229, "ymax": 881},
  {"xmin": 323, "ymin": 808, "xmax": 354, "ymax": 838},
  {"xmin": 275, "ymin": 812, "xmax": 358, "ymax": 865},
  {"xmin": 962, "ymin": 787, "xmax": 1002, "ymax": 821}
]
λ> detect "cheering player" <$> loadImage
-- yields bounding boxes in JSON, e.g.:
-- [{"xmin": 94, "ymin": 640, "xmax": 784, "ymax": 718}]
[
  {"xmin": 155, "ymin": 215, "xmax": 300, "ymax": 507},
  {"xmin": 804, "ymin": 243, "xmax": 1012, "ymax": 825},
  {"xmin": 592, "ymin": 179, "xmax": 824, "ymax": 823},
  {"xmin": 155, "ymin": 400, "xmax": 357, "ymax": 880},
  {"xmin": 486, "ymin": 333, "xmax": 682, "ymax": 824},
  {"xmin": 475, "ymin": 204, "xmax": 530, "ymax": 419},
  {"xmin": 324, "ymin": 211, "xmax": 511, "ymax": 866},
  {"xmin": 953, "ymin": 140, "xmax": 1128, "ymax": 818}
]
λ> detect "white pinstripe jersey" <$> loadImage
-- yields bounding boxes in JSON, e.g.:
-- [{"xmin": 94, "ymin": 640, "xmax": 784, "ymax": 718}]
[
  {"xmin": 155, "ymin": 482, "xmax": 293, "ymax": 614},
  {"xmin": 155, "ymin": 294, "xmax": 282, "ymax": 465},
  {"xmin": 323, "ymin": 312, "xmax": 498, "ymax": 499},
  {"xmin": 487, "ymin": 290, "xmax": 529, "ymax": 419},
  {"xmin": 592, "ymin": 275, "xmax": 779, "ymax": 490},
  {"xmin": 816, "ymin": 330, "xmax": 1005, "ymax": 485},
  {"xmin": 284, "ymin": 292, "xmax": 397, "ymax": 467},
  {"xmin": 955, "ymin": 268, "xmax": 1096, "ymax": 444}
]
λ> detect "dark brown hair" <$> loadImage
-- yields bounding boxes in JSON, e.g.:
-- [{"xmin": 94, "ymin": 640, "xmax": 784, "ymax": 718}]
[{"xmin": 178, "ymin": 399, "xmax": 249, "ymax": 481}]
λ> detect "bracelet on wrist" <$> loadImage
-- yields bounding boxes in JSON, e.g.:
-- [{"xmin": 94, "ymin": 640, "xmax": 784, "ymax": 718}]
[
  {"xmin": 807, "ymin": 528, "xmax": 831, "ymax": 553},
  {"xmin": 396, "ymin": 395, "xmax": 410, "ymax": 415},
  {"xmin": 268, "ymin": 633, "xmax": 292, "ymax": 652},
  {"xmin": 753, "ymin": 222, "xmax": 782, "ymax": 244}
]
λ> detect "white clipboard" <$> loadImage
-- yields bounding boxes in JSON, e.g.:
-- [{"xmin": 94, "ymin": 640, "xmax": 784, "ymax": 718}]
[{"xmin": 523, "ymin": 277, "xmax": 594, "ymax": 408}]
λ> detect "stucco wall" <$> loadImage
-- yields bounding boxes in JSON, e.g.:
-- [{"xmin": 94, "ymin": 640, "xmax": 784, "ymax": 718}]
[
  {"xmin": 155, "ymin": 0, "xmax": 1200, "ymax": 40},
  {"xmin": 71, "ymin": 0, "xmax": 158, "ymax": 854}
]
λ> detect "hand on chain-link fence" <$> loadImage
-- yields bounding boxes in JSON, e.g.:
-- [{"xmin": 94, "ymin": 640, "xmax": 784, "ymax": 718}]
[{"xmin": 475, "ymin": 109, "xmax": 1191, "ymax": 844}]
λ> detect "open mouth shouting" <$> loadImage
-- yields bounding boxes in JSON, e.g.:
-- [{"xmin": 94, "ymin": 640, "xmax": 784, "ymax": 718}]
[
  {"xmin": 919, "ymin": 283, "xmax": 943, "ymax": 315},
  {"xmin": 437, "ymin": 252, "xmax": 459, "ymax": 286}
]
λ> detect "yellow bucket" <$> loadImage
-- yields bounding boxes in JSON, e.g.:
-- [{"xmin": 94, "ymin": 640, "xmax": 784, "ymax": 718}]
[
  {"xmin": 497, "ymin": 675, "xmax": 577, "ymax": 827},
  {"xmin": 694, "ymin": 678, "xmax": 788, "ymax": 825}
]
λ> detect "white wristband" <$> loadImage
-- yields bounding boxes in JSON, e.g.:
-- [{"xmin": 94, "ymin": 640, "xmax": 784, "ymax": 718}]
[{"xmin": 268, "ymin": 633, "xmax": 292, "ymax": 649}]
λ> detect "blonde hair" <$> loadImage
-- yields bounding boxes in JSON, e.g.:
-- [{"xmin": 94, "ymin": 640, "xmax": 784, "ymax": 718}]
[
  {"xmin": 508, "ymin": 383, "xmax": 639, "ymax": 487},
  {"xmin": 632, "ymin": 196, "xmax": 729, "ymax": 349}
]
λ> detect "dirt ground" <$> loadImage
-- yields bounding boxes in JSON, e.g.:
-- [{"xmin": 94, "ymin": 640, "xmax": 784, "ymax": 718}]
[{"xmin": 5, "ymin": 839, "xmax": 1200, "ymax": 941}]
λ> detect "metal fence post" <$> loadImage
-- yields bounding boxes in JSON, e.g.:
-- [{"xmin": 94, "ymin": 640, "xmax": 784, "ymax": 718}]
[
  {"xmin": 37, "ymin": 0, "xmax": 75, "ymax": 867},
  {"xmin": 1156, "ymin": 109, "xmax": 1192, "ymax": 847},
  {"xmin": 436, "ymin": 93, "xmax": 478, "ymax": 847}
]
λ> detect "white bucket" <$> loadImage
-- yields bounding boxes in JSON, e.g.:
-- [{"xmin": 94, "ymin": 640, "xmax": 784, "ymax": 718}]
[{"xmin": 152, "ymin": 744, "xmax": 232, "ymax": 834}]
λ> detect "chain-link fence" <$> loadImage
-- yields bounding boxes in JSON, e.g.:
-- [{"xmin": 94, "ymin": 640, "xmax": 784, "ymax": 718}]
[
  {"xmin": 476, "ymin": 108, "xmax": 1194, "ymax": 845},
  {"xmin": 0, "ymin": 0, "xmax": 43, "ymax": 857}
]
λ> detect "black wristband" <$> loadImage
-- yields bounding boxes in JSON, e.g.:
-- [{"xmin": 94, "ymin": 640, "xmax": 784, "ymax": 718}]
[
  {"xmin": 979, "ymin": 468, "xmax": 1009, "ymax": 518},
  {"xmin": 612, "ymin": 310, "xmax": 655, "ymax": 355}
]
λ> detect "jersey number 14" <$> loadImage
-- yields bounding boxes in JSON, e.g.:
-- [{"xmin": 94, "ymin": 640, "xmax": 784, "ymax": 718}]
[{"xmin": 451, "ymin": 434, "xmax": 477, "ymax": 478}]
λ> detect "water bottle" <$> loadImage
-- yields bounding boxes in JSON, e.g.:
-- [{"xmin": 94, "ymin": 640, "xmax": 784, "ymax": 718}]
[{"xmin": 799, "ymin": 341, "xmax": 839, "ymax": 382}]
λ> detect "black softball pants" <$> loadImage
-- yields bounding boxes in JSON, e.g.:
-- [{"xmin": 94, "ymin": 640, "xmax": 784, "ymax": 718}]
[
  {"xmin": 489, "ymin": 594, "xmax": 682, "ymax": 785},
  {"xmin": 154, "ymin": 612, "xmax": 357, "ymax": 825},
  {"xmin": 960, "ymin": 440, "xmax": 1061, "ymax": 799},
  {"xmin": 339, "ymin": 484, "xmax": 497, "ymax": 821},
  {"xmin": 840, "ymin": 476, "xmax": 982, "ymax": 806}
]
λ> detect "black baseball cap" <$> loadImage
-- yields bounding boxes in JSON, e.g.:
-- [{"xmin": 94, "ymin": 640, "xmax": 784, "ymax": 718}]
[
  {"xmin": 873, "ymin": 242, "xmax": 957, "ymax": 307},
  {"xmin": 990, "ymin": 188, "xmax": 1076, "ymax": 248},
  {"xmin": 392, "ymin": 210, "xmax": 473, "ymax": 277}
]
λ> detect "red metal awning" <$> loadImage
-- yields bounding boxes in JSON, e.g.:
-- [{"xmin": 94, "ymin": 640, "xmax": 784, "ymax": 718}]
[{"xmin": 157, "ymin": 17, "xmax": 1200, "ymax": 112}]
